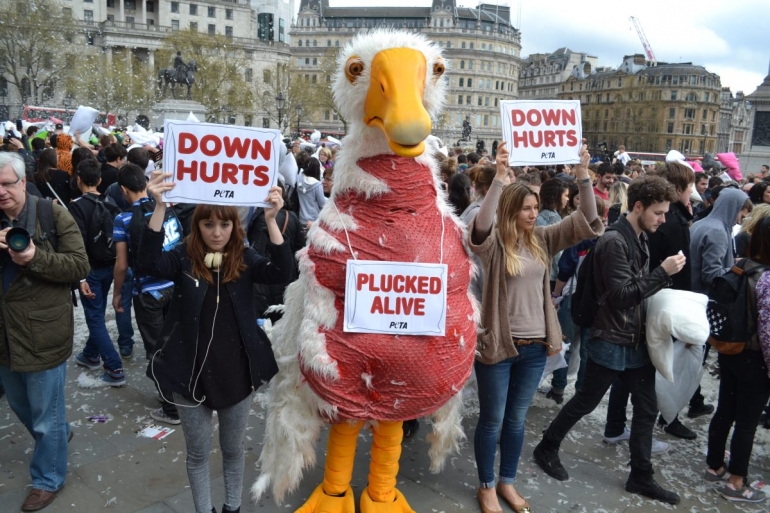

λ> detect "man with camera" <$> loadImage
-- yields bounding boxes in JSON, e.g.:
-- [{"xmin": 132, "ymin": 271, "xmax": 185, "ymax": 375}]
[{"xmin": 0, "ymin": 152, "xmax": 89, "ymax": 511}]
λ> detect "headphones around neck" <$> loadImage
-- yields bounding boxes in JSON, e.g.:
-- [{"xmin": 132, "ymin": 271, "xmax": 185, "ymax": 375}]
[{"xmin": 204, "ymin": 252, "xmax": 224, "ymax": 269}]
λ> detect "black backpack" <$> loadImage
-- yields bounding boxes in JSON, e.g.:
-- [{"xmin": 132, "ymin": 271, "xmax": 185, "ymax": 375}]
[
  {"xmin": 80, "ymin": 194, "xmax": 121, "ymax": 264},
  {"xmin": 571, "ymin": 225, "xmax": 631, "ymax": 328},
  {"xmin": 126, "ymin": 199, "xmax": 185, "ymax": 273},
  {"xmin": 706, "ymin": 259, "xmax": 769, "ymax": 355}
]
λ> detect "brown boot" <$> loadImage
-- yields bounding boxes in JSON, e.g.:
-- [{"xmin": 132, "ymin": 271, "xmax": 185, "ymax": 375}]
[{"xmin": 21, "ymin": 489, "xmax": 57, "ymax": 512}]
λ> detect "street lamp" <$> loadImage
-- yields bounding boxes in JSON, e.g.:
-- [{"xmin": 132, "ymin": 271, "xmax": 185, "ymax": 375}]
[
  {"xmin": 295, "ymin": 103, "xmax": 303, "ymax": 138},
  {"xmin": 275, "ymin": 92, "xmax": 286, "ymax": 130}
]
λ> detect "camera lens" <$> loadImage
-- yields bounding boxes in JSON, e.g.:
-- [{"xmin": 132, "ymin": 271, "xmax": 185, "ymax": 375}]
[{"xmin": 6, "ymin": 227, "xmax": 31, "ymax": 252}]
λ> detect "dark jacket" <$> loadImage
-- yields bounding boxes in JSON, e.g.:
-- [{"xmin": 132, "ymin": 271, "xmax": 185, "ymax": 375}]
[
  {"xmin": 247, "ymin": 208, "xmax": 305, "ymax": 318},
  {"xmin": 648, "ymin": 201, "xmax": 693, "ymax": 291},
  {"xmin": 136, "ymin": 226, "xmax": 293, "ymax": 399},
  {"xmin": 0, "ymin": 198, "xmax": 90, "ymax": 371},
  {"xmin": 590, "ymin": 216, "xmax": 672, "ymax": 347},
  {"xmin": 98, "ymin": 163, "xmax": 120, "ymax": 195},
  {"xmin": 35, "ymin": 168, "xmax": 73, "ymax": 206}
]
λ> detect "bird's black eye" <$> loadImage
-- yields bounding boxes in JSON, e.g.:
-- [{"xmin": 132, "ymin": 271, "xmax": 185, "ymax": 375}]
[
  {"xmin": 433, "ymin": 59, "xmax": 446, "ymax": 78},
  {"xmin": 345, "ymin": 57, "xmax": 364, "ymax": 83}
]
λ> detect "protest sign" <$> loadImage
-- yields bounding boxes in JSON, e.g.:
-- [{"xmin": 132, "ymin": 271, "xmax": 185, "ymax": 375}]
[
  {"xmin": 344, "ymin": 260, "xmax": 447, "ymax": 336},
  {"xmin": 68, "ymin": 106, "xmax": 99, "ymax": 136},
  {"xmin": 500, "ymin": 100, "xmax": 582, "ymax": 166},
  {"xmin": 162, "ymin": 120, "xmax": 281, "ymax": 206}
]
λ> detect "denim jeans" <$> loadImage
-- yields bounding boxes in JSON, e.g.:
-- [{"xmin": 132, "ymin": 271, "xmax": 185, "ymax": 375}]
[
  {"xmin": 174, "ymin": 392, "xmax": 251, "ymax": 513},
  {"xmin": 80, "ymin": 266, "xmax": 122, "ymax": 371},
  {"xmin": 116, "ymin": 268, "xmax": 135, "ymax": 353},
  {"xmin": 0, "ymin": 362, "xmax": 70, "ymax": 492},
  {"xmin": 552, "ymin": 294, "xmax": 577, "ymax": 393},
  {"xmin": 707, "ymin": 351, "xmax": 770, "ymax": 477},
  {"xmin": 543, "ymin": 357, "xmax": 658, "ymax": 478},
  {"xmin": 474, "ymin": 343, "xmax": 547, "ymax": 485}
]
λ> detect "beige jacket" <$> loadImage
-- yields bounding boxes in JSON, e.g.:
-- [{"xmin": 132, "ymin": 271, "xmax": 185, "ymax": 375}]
[{"xmin": 469, "ymin": 210, "xmax": 604, "ymax": 365}]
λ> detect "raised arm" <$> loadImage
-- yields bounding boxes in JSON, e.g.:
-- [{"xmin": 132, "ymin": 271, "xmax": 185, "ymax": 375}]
[{"xmin": 471, "ymin": 141, "xmax": 511, "ymax": 245}]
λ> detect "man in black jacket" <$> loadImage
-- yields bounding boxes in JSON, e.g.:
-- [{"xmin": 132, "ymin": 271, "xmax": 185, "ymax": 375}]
[{"xmin": 534, "ymin": 176, "xmax": 685, "ymax": 505}]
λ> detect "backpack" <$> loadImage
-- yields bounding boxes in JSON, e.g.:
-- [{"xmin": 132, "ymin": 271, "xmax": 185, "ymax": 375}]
[
  {"xmin": 706, "ymin": 259, "xmax": 769, "ymax": 355},
  {"xmin": 571, "ymin": 224, "xmax": 634, "ymax": 328},
  {"xmin": 80, "ymin": 194, "xmax": 121, "ymax": 264}
]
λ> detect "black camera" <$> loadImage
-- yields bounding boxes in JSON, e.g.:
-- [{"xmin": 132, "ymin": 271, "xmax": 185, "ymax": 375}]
[{"xmin": 6, "ymin": 227, "xmax": 31, "ymax": 252}]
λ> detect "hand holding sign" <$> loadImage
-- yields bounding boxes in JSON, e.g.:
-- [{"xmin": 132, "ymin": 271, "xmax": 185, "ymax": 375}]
[
  {"xmin": 148, "ymin": 171, "xmax": 175, "ymax": 204},
  {"xmin": 574, "ymin": 140, "xmax": 591, "ymax": 180},
  {"xmin": 263, "ymin": 186, "xmax": 284, "ymax": 221},
  {"xmin": 495, "ymin": 141, "xmax": 510, "ymax": 181}
]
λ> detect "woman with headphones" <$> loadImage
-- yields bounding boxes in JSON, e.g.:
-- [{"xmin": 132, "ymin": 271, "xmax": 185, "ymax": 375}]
[{"xmin": 137, "ymin": 171, "xmax": 293, "ymax": 513}]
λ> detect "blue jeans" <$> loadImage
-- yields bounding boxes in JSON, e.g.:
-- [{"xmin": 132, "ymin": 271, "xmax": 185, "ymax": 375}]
[
  {"xmin": 552, "ymin": 294, "xmax": 577, "ymax": 392},
  {"xmin": 474, "ymin": 344, "xmax": 547, "ymax": 485},
  {"xmin": 80, "ymin": 267, "xmax": 122, "ymax": 371},
  {"xmin": 116, "ymin": 268, "xmax": 135, "ymax": 353},
  {"xmin": 0, "ymin": 362, "xmax": 70, "ymax": 492}
]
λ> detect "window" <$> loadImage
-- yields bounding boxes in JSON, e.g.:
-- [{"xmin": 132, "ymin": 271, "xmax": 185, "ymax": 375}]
[
  {"xmin": 147, "ymin": 1, "xmax": 154, "ymax": 12},
  {"xmin": 671, "ymin": 91, "xmax": 677, "ymax": 100},
  {"xmin": 685, "ymin": 108, "xmax": 695, "ymax": 119},
  {"xmin": 170, "ymin": 1, "xmax": 178, "ymax": 13},
  {"xmin": 126, "ymin": 16, "xmax": 134, "ymax": 23},
  {"xmin": 702, "ymin": 109, "xmax": 708, "ymax": 120},
  {"xmin": 684, "ymin": 124, "xmax": 692, "ymax": 135},
  {"xmin": 225, "ymin": 26, "xmax": 232, "ymax": 38},
  {"xmin": 305, "ymin": 58, "xmax": 309, "ymax": 65},
  {"xmin": 107, "ymin": 0, "xmax": 115, "ymax": 7},
  {"xmin": 469, "ymin": 60, "xmax": 474, "ymax": 70},
  {"xmin": 84, "ymin": 0, "xmax": 93, "ymax": 3},
  {"xmin": 279, "ymin": 19, "xmax": 285, "ymax": 42},
  {"xmin": 478, "ymin": 96, "xmax": 482, "ymax": 106},
  {"xmin": 189, "ymin": 21, "xmax": 197, "ymax": 31},
  {"xmin": 466, "ymin": 95, "xmax": 471, "ymax": 105},
  {"xmin": 125, "ymin": 0, "xmax": 136, "ymax": 9},
  {"xmin": 208, "ymin": 6, "xmax": 214, "ymax": 17},
  {"xmin": 298, "ymin": 40, "xmax": 302, "ymax": 47},
  {"xmin": 313, "ymin": 40, "xmax": 317, "ymax": 47},
  {"xmin": 457, "ymin": 95, "xmax": 463, "ymax": 104},
  {"xmin": 226, "ymin": 8, "xmax": 232, "ymax": 20},
  {"xmin": 666, "ymin": 139, "xmax": 672, "ymax": 150},
  {"xmin": 208, "ymin": 24, "xmax": 215, "ymax": 35},
  {"xmin": 325, "ymin": 111, "xmax": 330, "ymax": 121},
  {"xmin": 484, "ymin": 97, "xmax": 489, "ymax": 107},
  {"xmin": 244, "ymin": 115, "xmax": 252, "ymax": 127},
  {"xmin": 107, "ymin": 14, "xmax": 114, "ymax": 21},
  {"xmin": 327, "ymin": 40, "xmax": 331, "ymax": 47},
  {"xmin": 171, "ymin": 19, "xmax": 179, "ymax": 30},
  {"xmin": 469, "ymin": 42, "xmax": 474, "ymax": 49},
  {"xmin": 686, "ymin": 93, "xmax": 697, "ymax": 102},
  {"xmin": 189, "ymin": 3, "xmax": 197, "ymax": 15},
  {"xmin": 258, "ymin": 13, "xmax": 273, "ymax": 41},
  {"xmin": 667, "ymin": 123, "xmax": 674, "ymax": 134},
  {"xmin": 483, "ymin": 114, "xmax": 489, "ymax": 126},
  {"xmin": 245, "ymin": 68, "xmax": 252, "ymax": 82},
  {"xmin": 669, "ymin": 107, "xmax": 676, "ymax": 118},
  {"xmin": 83, "ymin": 9, "xmax": 93, "ymax": 22},
  {"xmin": 263, "ymin": 118, "xmax": 270, "ymax": 129},
  {"xmin": 263, "ymin": 69, "xmax": 271, "ymax": 83},
  {"xmin": 461, "ymin": 41, "xmax": 466, "ymax": 49},
  {"xmin": 467, "ymin": 78, "xmax": 472, "ymax": 87},
  {"xmin": 459, "ymin": 78, "xmax": 464, "ymax": 87},
  {"xmin": 460, "ymin": 60, "xmax": 465, "ymax": 70},
  {"xmin": 312, "ymin": 75, "xmax": 317, "ymax": 84},
  {"xmin": 335, "ymin": 40, "xmax": 339, "ymax": 47},
  {"xmin": 704, "ymin": 92, "xmax": 709, "ymax": 102}
]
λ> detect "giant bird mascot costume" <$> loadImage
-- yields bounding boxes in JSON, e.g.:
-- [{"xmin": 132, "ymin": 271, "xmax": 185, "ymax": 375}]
[{"xmin": 253, "ymin": 30, "xmax": 478, "ymax": 513}]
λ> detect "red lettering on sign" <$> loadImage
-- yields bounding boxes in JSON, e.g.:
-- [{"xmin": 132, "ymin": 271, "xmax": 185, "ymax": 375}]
[
  {"xmin": 251, "ymin": 139, "xmax": 272, "ymax": 161},
  {"xmin": 562, "ymin": 109, "xmax": 576, "ymax": 125},
  {"xmin": 511, "ymin": 109, "xmax": 526, "ymax": 127},
  {"xmin": 399, "ymin": 297, "xmax": 415, "ymax": 315},
  {"xmin": 512, "ymin": 130, "xmax": 528, "ymax": 148},
  {"xmin": 221, "ymin": 162, "xmax": 238, "ymax": 184},
  {"xmin": 383, "ymin": 296, "xmax": 395, "ymax": 314},
  {"xmin": 429, "ymin": 277, "xmax": 442, "ymax": 294},
  {"xmin": 200, "ymin": 134, "xmax": 222, "ymax": 157},
  {"xmin": 224, "ymin": 136, "xmax": 250, "ymax": 159},
  {"xmin": 414, "ymin": 298, "xmax": 425, "ymax": 316},
  {"xmin": 530, "ymin": 131, "xmax": 543, "ymax": 148},
  {"xmin": 393, "ymin": 275, "xmax": 405, "ymax": 293},
  {"xmin": 566, "ymin": 129, "xmax": 578, "ymax": 146},
  {"xmin": 527, "ymin": 110, "xmax": 542, "ymax": 126},
  {"xmin": 177, "ymin": 160, "xmax": 197, "ymax": 181},
  {"xmin": 544, "ymin": 130, "xmax": 556, "ymax": 147},
  {"xmin": 379, "ymin": 274, "xmax": 393, "ymax": 293},
  {"xmin": 405, "ymin": 275, "xmax": 417, "ymax": 294},
  {"xmin": 370, "ymin": 296, "xmax": 383, "ymax": 314},
  {"xmin": 200, "ymin": 161, "xmax": 218, "ymax": 183},
  {"xmin": 178, "ymin": 133, "xmax": 197, "ymax": 154},
  {"xmin": 417, "ymin": 276, "xmax": 429, "ymax": 294},
  {"xmin": 357, "ymin": 273, "xmax": 369, "ymax": 291},
  {"xmin": 252, "ymin": 166, "xmax": 270, "ymax": 187}
]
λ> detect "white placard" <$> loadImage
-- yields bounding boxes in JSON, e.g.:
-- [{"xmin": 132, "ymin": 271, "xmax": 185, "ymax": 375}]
[
  {"xmin": 344, "ymin": 260, "xmax": 447, "ymax": 336},
  {"xmin": 162, "ymin": 120, "xmax": 281, "ymax": 206},
  {"xmin": 68, "ymin": 106, "xmax": 99, "ymax": 135},
  {"xmin": 500, "ymin": 100, "xmax": 582, "ymax": 166}
]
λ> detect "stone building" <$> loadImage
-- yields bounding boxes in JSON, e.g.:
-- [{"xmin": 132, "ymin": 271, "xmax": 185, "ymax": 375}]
[
  {"xmin": 291, "ymin": 0, "xmax": 522, "ymax": 149},
  {"xmin": 519, "ymin": 47, "xmax": 598, "ymax": 100},
  {"xmin": 716, "ymin": 89, "xmax": 754, "ymax": 155},
  {"xmin": 739, "ymin": 64, "xmax": 770, "ymax": 173},
  {"xmin": 558, "ymin": 54, "xmax": 722, "ymax": 157}
]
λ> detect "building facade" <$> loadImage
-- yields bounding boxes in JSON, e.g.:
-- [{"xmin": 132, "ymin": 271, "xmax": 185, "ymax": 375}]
[
  {"xmin": 558, "ymin": 54, "xmax": 722, "ymax": 157},
  {"xmin": 291, "ymin": 0, "xmax": 522, "ymax": 149},
  {"xmin": 519, "ymin": 47, "xmax": 598, "ymax": 100}
]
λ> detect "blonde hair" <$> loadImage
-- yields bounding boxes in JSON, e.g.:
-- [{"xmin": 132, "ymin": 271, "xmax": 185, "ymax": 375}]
[
  {"xmin": 608, "ymin": 181, "xmax": 628, "ymax": 213},
  {"xmin": 496, "ymin": 184, "xmax": 549, "ymax": 276},
  {"xmin": 741, "ymin": 203, "xmax": 770, "ymax": 235}
]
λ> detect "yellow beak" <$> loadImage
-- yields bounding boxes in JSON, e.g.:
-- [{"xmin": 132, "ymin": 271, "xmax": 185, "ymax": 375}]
[{"xmin": 364, "ymin": 48, "xmax": 432, "ymax": 158}]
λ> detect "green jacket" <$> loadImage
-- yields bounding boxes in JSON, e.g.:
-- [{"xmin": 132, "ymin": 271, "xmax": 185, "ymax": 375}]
[{"xmin": 0, "ymin": 199, "xmax": 90, "ymax": 372}]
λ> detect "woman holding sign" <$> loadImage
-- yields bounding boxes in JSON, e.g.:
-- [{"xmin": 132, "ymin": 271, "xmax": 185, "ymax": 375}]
[
  {"xmin": 136, "ymin": 171, "xmax": 293, "ymax": 513},
  {"xmin": 470, "ymin": 141, "xmax": 603, "ymax": 513}
]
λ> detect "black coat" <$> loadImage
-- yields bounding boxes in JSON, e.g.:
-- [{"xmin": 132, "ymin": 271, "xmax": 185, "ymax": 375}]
[
  {"xmin": 136, "ymin": 226, "xmax": 293, "ymax": 399},
  {"xmin": 648, "ymin": 201, "xmax": 693, "ymax": 291}
]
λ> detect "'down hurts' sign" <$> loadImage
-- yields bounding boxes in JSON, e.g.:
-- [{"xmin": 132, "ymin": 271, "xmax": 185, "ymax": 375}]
[
  {"xmin": 500, "ymin": 100, "xmax": 582, "ymax": 166},
  {"xmin": 344, "ymin": 260, "xmax": 447, "ymax": 336},
  {"xmin": 162, "ymin": 120, "xmax": 281, "ymax": 206}
]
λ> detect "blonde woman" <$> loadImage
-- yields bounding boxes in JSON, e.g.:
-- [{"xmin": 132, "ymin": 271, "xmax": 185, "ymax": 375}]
[
  {"xmin": 470, "ymin": 141, "xmax": 603, "ymax": 513},
  {"xmin": 736, "ymin": 203, "xmax": 770, "ymax": 258},
  {"xmin": 607, "ymin": 180, "xmax": 629, "ymax": 225}
]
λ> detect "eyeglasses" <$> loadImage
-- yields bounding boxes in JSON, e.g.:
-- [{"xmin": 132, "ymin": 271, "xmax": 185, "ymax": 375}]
[{"xmin": 0, "ymin": 177, "xmax": 21, "ymax": 190}]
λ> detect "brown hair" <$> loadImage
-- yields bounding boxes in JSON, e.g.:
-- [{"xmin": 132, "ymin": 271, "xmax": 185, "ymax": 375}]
[
  {"xmin": 749, "ymin": 217, "xmax": 770, "ymax": 265},
  {"xmin": 468, "ymin": 164, "xmax": 496, "ymax": 197},
  {"xmin": 496, "ymin": 183, "xmax": 548, "ymax": 276},
  {"xmin": 662, "ymin": 162, "xmax": 695, "ymax": 193},
  {"xmin": 186, "ymin": 205, "xmax": 247, "ymax": 285}
]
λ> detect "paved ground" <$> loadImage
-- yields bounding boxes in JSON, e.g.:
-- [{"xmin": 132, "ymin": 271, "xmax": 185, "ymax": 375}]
[{"xmin": 1, "ymin": 304, "xmax": 769, "ymax": 513}]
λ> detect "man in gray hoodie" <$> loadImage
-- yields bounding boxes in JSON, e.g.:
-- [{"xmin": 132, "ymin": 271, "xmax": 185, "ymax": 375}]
[{"xmin": 690, "ymin": 188, "xmax": 752, "ymax": 295}]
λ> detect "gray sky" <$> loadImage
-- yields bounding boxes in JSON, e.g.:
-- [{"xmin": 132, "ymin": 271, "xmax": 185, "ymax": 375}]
[{"xmin": 327, "ymin": 0, "xmax": 770, "ymax": 94}]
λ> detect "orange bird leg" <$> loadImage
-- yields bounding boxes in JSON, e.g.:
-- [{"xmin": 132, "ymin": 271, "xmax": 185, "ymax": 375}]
[{"xmin": 360, "ymin": 421, "xmax": 415, "ymax": 513}]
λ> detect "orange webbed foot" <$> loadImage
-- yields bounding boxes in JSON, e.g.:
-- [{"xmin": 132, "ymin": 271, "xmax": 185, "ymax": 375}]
[{"xmin": 295, "ymin": 484, "xmax": 356, "ymax": 513}]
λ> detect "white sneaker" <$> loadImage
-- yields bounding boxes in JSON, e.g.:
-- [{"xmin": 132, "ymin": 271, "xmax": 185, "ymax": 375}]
[
  {"xmin": 603, "ymin": 426, "xmax": 631, "ymax": 444},
  {"xmin": 651, "ymin": 438, "xmax": 670, "ymax": 454}
]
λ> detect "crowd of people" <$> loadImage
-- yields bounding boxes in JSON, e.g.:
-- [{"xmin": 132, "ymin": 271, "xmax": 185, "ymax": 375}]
[{"xmin": 0, "ymin": 123, "xmax": 769, "ymax": 512}]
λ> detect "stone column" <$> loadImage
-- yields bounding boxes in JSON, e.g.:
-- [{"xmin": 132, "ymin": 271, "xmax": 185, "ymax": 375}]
[
  {"xmin": 140, "ymin": 0, "xmax": 146, "ymax": 24},
  {"xmin": 148, "ymin": 49, "xmax": 155, "ymax": 68},
  {"xmin": 119, "ymin": 0, "xmax": 124, "ymax": 22},
  {"xmin": 105, "ymin": 46, "xmax": 113, "ymax": 64}
]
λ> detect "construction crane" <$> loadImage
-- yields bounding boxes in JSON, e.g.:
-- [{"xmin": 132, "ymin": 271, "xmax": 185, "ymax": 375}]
[{"xmin": 629, "ymin": 16, "xmax": 657, "ymax": 63}]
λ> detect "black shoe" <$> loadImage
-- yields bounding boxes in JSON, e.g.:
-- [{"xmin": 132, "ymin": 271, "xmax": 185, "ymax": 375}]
[
  {"xmin": 761, "ymin": 413, "xmax": 770, "ymax": 429},
  {"xmin": 403, "ymin": 419, "xmax": 420, "ymax": 439},
  {"xmin": 546, "ymin": 389, "xmax": 564, "ymax": 405},
  {"xmin": 625, "ymin": 475, "xmax": 680, "ymax": 505},
  {"xmin": 533, "ymin": 441, "xmax": 569, "ymax": 481},
  {"xmin": 664, "ymin": 418, "xmax": 697, "ymax": 440},
  {"xmin": 222, "ymin": 506, "xmax": 239, "ymax": 513},
  {"xmin": 687, "ymin": 402, "xmax": 715, "ymax": 419}
]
